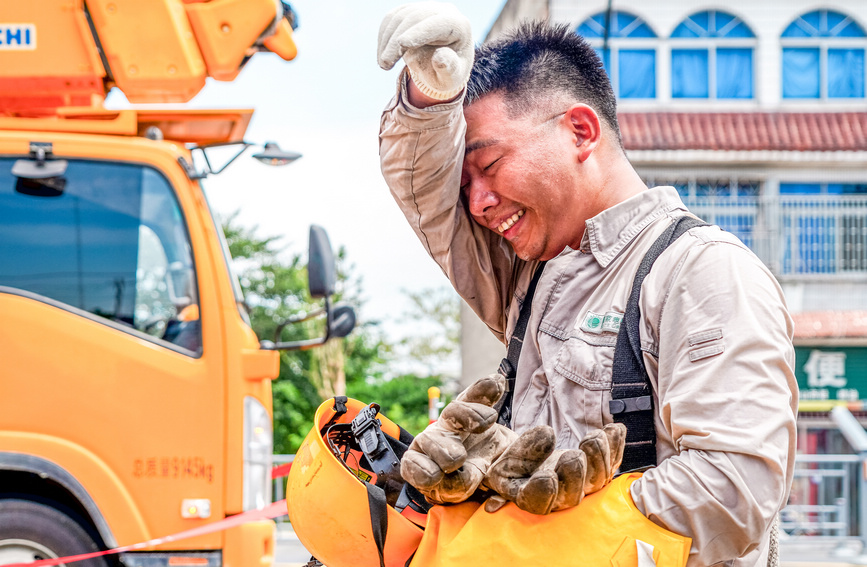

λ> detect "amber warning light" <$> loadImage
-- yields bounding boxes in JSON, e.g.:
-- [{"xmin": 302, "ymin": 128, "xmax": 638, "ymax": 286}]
[
  {"xmin": 181, "ymin": 498, "xmax": 212, "ymax": 519},
  {"xmin": 168, "ymin": 558, "xmax": 210, "ymax": 567}
]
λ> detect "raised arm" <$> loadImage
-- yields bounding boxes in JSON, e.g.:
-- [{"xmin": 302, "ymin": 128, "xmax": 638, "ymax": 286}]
[{"xmin": 377, "ymin": 3, "xmax": 523, "ymax": 340}]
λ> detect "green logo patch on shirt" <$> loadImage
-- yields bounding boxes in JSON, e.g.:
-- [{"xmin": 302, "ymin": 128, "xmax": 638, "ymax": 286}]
[
  {"xmin": 581, "ymin": 310, "xmax": 624, "ymax": 334},
  {"xmin": 601, "ymin": 312, "xmax": 623, "ymax": 333}
]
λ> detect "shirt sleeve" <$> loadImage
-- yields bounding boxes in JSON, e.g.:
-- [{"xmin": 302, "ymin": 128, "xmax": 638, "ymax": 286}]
[
  {"xmin": 629, "ymin": 230, "xmax": 798, "ymax": 565},
  {"xmin": 378, "ymin": 69, "xmax": 522, "ymax": 341}
]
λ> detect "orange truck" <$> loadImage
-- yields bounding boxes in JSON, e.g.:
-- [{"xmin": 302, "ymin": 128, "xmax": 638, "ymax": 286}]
[{"xmin": 0, "ymin": 2, "xmax": 350, "ymax": 567}]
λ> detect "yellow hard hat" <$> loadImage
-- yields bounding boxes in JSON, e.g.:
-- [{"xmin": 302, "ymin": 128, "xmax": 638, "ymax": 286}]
[{"xmin": 286, "ymin": 397, "xmax": 427, "ymax": 567}]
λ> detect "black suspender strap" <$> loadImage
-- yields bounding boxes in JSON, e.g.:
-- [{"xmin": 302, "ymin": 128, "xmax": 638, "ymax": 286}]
[
  {"xmin": 497, "ymin": 261, "xmax": 547, "ymax": 427},
  {"xmin": 611, "ymin": 216, "xmax": 708, "ymax": 472}
]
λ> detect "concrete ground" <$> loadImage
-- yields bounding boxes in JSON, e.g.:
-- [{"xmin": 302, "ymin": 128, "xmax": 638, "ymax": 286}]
[
  {"xmin": 779, "ymin": 537, "xmax": 867, "ymax": 566},
  {"xmin": 275, "ymin": 522, "xmax": 312, "ymax": 567},
  {"xmin": 275, "ymin": 522, "xmax": 867, "ymax": 566}
]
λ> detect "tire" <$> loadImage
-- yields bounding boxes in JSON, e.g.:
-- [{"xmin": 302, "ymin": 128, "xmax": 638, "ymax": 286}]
[{"xmin": 0, "ymin": 499, "xmax": 110, "ymax": 567}]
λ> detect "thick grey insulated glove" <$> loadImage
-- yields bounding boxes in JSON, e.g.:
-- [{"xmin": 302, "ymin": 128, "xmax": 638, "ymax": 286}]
[
  {"xmin": 377, "ymin": 2, "xmax": 474, "ymax": 100},
  {"xmin": 400, "ymin": 374, "xmax": 516, "ymax": 504},
  {"xmin": 400, "ymin": 372, "xmax": 628, "ymax": 515},
  {"xmin": 484, "ymin": 422, "xmax": 628, "ymax": 515}
]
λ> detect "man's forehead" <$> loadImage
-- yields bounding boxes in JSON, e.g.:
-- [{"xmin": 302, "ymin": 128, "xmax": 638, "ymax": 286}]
[
  {"xmin": 464, "ymin": 92, "xmax": 509, "ymax": 120},
  {"xmin": 463, "ymin": 94, "xmax": 518, "ymax": 156}
]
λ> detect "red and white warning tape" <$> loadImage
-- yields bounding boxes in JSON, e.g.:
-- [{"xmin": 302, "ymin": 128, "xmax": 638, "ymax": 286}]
[
  {"xmin": 271, "ymin": 462, "xmax": 293, "ymax": 479},
  {"xmin": 4, "ymin": 463, "xmax": 294, "ymax": 567}
]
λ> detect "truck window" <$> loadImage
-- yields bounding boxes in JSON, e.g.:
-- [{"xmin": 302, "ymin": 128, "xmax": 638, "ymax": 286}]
[
  {"xmin": 0, "ymin": 158, "xmax": 202, "ymax": 355},
  {"xmin": 203, "ymin": 193, "xmax": 252, "ymax": 326}
]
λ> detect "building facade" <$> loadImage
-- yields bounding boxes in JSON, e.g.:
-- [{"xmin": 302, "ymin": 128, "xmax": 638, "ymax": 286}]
[{"xmin": 461, "ymin": 0, "xmax": 867, "ymax": 456}]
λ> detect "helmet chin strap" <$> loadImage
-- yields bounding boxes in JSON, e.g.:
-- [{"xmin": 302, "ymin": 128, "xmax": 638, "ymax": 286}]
[
  {"xmin": 351, "ymin": 403, "xmax": 431, "ymax": 515},
  {"xmin": 353, "ymin": 403, "xmax": 404, "ymax": 493},
  {"xmin": 350, "ymin": 403, "xmax": 430, "ymax": 567},
  {"xmin": 364, "ymin": 481, "xmax": 389, "ymax": 567}
]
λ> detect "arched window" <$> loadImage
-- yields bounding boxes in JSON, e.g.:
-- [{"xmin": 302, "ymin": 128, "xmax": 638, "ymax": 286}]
[
  {"xmin": 670, "ymin": 10, "xmax": 756, "ymax": 99},
  {"xmin": 782, "ymin": 9, "xmax": 866, "ymax": 99},
  {"xmin": 576, "ymin": 11, "xmax": 657, "ymax": 99}
]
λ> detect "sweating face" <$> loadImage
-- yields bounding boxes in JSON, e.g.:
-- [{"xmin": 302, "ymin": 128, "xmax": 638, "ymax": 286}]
[{"xmin": 460, "ymin": 94, "xmax": 593, "ymax": 261}]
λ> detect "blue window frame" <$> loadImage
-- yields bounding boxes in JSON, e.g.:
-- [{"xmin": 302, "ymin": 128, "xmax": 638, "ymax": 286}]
[
  {"xmin": 780, "ymin": 183, "xmax": 867, "ymax": 195},
  {"xmin": 671, "ymin": 10, "xmax": 755, "ymax": 99},
  {"xmin": 577, "ymin": 11, "xmax": 657, "ymax": 99},
  {"xmin": 782, "ymin": 10, "xmax": 866, "ymax": 99}
]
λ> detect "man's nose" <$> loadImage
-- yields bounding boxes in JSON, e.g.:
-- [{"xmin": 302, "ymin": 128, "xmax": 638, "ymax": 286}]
[{"xmin": 467, "ymin": 182, "xmax": 499, "ymax": 217}]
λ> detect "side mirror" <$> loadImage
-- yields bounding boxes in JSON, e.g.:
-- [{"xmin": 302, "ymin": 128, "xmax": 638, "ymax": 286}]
[
  {"xmin": 307, "ymin": 225, "xmax": 336, "ymax": 298},
  {"xmin": 329, "ymin": 304, "xmax": 356, "ymax": 339},
  {"xmin": 13, "ymin": 158, "xmax": 68, "ymax": 180},
  {"xmin": 261, "ymin": 225, "xmax": 356, "ymax": 351},
  {"xmin": 13, "ymin": 142, "xmax": 68, "ymax": 197}
]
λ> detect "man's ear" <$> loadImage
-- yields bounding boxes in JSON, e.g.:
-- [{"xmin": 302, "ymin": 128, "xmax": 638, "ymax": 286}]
[{"xmin": 566, "ymin": 105, "xmax": 601, "ymax": 163}]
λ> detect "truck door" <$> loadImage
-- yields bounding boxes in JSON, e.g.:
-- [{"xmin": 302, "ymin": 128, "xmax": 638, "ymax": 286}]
[{"xmin": 0, "ymin": 156, "xmax": 226, "ymax": 549}]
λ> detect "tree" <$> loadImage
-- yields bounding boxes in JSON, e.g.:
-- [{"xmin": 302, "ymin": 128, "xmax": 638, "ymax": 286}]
[
  {"xmin": 222, "ymin": 216, "xmax": 321, "ymax": 452},
  {"xmin": 395, "ymin": 286, "xmax": 461, "ymax": 390},
  {"xmin": 347, "ymin": 372, "xmax": 443, "ymax": 435},
  {"xmin": 221, "ymin": 216, "xmax": 444, "ymax": 451}
]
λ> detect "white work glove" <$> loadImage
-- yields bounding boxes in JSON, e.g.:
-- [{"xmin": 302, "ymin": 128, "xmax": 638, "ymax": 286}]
[{"xmin": 377, "ymin": 2, "xmax": 474, "ymax": 100}]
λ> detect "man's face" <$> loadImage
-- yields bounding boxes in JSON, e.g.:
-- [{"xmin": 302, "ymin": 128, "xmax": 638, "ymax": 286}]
[{"xmin": 461, "ymin": 94, "xmax": 593, "ymax": 261}]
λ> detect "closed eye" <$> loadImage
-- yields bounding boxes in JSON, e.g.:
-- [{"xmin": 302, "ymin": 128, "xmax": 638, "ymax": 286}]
[{"xmin": 484, "ymin": 158, "xmax": 501, "ymax": 171}]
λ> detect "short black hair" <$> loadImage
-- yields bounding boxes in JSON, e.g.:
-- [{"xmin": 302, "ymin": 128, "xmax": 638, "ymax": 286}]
[{"xmin": 466, "ymin": 21, "xmax": 621, "ymax": 147}]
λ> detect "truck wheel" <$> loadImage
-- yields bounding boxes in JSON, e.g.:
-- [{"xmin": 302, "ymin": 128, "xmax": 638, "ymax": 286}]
[{"xmin": 0, "ymin": 500, "xmax": 110, "ymax": 567}]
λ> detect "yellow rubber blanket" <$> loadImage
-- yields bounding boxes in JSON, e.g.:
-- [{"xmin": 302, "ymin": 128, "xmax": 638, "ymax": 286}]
[{"xmin": 411, "ymin": 473, "xmax": 691, "ymax": 567}]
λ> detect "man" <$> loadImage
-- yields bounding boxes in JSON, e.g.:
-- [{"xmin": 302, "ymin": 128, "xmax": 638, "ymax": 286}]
[{"xmin": 378, "ymin": 4, "xmax": 798, "ymax": 565}]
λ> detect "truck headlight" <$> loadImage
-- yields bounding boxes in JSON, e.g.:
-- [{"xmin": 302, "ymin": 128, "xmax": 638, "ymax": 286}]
[{"xmin": 243, "ymin": 396, "xmax": 273, "ymax": 511}]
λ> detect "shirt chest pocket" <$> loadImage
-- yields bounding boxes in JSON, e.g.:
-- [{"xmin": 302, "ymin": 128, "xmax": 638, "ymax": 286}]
[{"xmin": 553, "ymin": 333, "xmax": 617, "ymax": 391}]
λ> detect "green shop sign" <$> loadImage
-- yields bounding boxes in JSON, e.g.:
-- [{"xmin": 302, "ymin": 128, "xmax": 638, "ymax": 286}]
[{"xmin": 795, "ymin": 347, "xmax": 867, "ymax": 411}]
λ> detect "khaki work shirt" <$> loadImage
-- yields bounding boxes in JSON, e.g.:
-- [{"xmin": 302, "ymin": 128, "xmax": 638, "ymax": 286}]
[{"xmin": 380, "ymin": 74, "xmax": 798, "ymax": 567}]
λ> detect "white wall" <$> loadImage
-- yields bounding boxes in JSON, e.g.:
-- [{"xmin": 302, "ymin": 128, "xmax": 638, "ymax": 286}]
[{"xmin": 459, "ymin": 301, "xmax": 506, "ymax": 390}]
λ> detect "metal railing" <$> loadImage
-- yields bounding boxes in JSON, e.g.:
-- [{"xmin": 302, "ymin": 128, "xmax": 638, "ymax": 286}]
[
  {"xmin": 684, "ymin": 194, "xmax": 760, "ymax": 252},
  {"xmin": 779, "ymin": 195, "xmax": 867, "ymax": 275},
  {"xmin": 272, "ymin": 454, "xmax": 294, "ymax": 523},
  {"xmin": 642, "ymin": 178, "xmax": 867, "ymax": 277},
  {"xmin": 781, "ymin": 454, "xmax": 860, "ymax": 541},
  {"xmin": 687, "ymin": 194, "xmax": 867, "ymax": 276}
]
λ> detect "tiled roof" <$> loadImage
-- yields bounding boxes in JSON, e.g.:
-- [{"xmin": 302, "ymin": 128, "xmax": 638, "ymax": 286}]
[
  {"xmin": 619, "ymin": 112, "xmax": 867, "ymax": 152},
  {"xmin": 792, "ymin": 311, "xmax": 867, "ymax": 340}
]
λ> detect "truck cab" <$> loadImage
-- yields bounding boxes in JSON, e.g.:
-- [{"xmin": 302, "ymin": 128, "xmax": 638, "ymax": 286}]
[{"xmin": 0, "ymin": 3, "xmax": 328, "ymax": 567}]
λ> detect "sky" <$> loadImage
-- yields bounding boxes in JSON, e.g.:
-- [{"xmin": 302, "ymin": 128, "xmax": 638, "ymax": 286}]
[{"xmin": 110, "ymin": 0, "xmax": 506, "ymax": 346}]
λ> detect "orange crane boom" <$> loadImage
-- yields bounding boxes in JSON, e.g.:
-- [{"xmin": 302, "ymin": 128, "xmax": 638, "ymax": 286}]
[{"xmin": 0, "ymin": 0, "xmax": 298, "ymax": 116}]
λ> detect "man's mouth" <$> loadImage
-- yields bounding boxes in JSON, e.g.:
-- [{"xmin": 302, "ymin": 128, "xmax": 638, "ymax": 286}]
[{"xmin": 497, "ymin": 210, "xmax": 525, "ymax": 233}]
